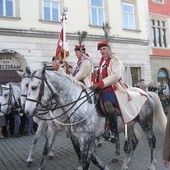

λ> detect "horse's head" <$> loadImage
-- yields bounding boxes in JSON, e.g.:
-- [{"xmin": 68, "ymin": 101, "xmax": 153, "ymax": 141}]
[
  {"xmin": 25, "ymin": 64, "xmax": 89, "ymax": 117},
  {"xmin": 0, "ymin": 83, "xmax": 21, "ymax": 115},
  {"xmin": 1, "ymin": 85, "xmax": 12, "ymax": 114},
  {"xmin": 18, "ymin": 67, "xmax": 32, "ymax": 108},
  {"xmin": 25, "ymin": 66, "xmax": 53, "ymax": 116}
]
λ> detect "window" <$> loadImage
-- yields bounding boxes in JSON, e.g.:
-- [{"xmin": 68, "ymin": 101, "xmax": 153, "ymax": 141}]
[
  {"xmin": 0, "ymin": 0, "xmax": 14, "ymax": 17},
  {"xmin": 42, "ymin": 0, "xmax": 60, "ymax": 22},
  {"xmin": 90, "ymin": 0, "xmax": 105, "ymax": 26},
  {"xmin": 151, "ymin": 19, "xmax": 167, "ymax": 48},
  {"xmin": 157, "ymin": 68, "xmax": 169, "ymax": 91},
  {"xmin": 122, "ymin": 2, "xmax": 136, "ymax": 30},
  {"xmin": 131, "ymin": 67, "xmax": 141, "ymax": 87},
  {"xmin": 154, "ymin": 0, "xmax": 163, "ymax": 3}
]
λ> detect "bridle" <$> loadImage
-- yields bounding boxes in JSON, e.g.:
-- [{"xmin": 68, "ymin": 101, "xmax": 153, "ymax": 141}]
[
  {"xmin": 1, "ymin": 84, "xmax": 17, "ymax": 108},
  {"xmin": 26, "ymin": 69, "xmax": 95, "ymax": 124},
  {"xmin": 26, "ymin": 71, "xmax": 57, "ymax": 108},
  {"xmin": 21, "ymin": 75, "xmax": 30, "ymax": 100}
]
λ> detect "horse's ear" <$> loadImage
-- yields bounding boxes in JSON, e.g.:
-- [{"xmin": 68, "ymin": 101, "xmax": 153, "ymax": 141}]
[
  {"xmin": 42, "ymin": 64, "xmax": 46, "ymax": 76},
  {"xmin": 17, "ymin": 71, "xmax": 24, "ymax": 78},
  {"xmin": 25, "ymin": 67, "xmax": 31, "ymax": 75}
]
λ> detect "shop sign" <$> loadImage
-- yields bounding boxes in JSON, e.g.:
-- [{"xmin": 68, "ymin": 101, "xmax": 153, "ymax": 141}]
[{"xmin": 0, "ymin": 55, "xmax": 22, "ymax": 70}]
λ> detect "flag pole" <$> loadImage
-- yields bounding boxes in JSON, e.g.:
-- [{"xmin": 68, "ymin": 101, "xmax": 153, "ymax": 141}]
[{"xmin": 62, "ymin": 7, "xmax": 68, "ymax": 62}]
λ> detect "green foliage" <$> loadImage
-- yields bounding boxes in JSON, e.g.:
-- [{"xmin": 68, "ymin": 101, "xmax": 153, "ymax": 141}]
[
  {"xmin": 77, "ymin": 31, "xmax": 88, "ymax": 45},
  {"xmin": 102, "ymin": 22, "xmax": 111, "ymax": 41}
]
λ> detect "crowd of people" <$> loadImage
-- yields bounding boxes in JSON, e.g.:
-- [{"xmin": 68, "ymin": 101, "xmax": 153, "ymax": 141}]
[
  {"xmin": 0, "ymin": 41, "xmax": 170, "ymax": 168},
  {"xmin": 0, "ymin": 100, "xmax": 36, "ymax": 139}
]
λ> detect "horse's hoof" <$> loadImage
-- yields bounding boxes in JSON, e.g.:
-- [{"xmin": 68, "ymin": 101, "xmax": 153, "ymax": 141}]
[
  {"xmin": 98, "ymin": 142, "xmax": 103, "ymax": 147},
  {"xmin": 121, "ymin": 168, "xmax": 129, "ymax": 170},
  {"xmin": 148, "ymin": 165, "xmax": 155, "ymax": 170},
  {"xmin": 26, "ymin": 161, "xmax": 32, "ymax": 167},
  {"xmin": 104, "ymin": 165, "xmax": 111, "ymax": 170},
  {"xmin": 77, "ymin": 166, "xmax": 83, "ymax": 170},
  {"xmin": 111, "ymin": 158, "xmax": 119, "ymax": 163},
  {"xmin": 121, "ymin": 166, "xmax": 129, "ymax": 170},
  {"xmin": 48, "ymin": 155, "xmax": 54, "ymax": 160}
]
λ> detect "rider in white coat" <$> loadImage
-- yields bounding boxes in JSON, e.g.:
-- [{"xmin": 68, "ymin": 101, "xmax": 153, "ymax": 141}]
[
  {"xmin": 92, "ymin": 41, "xmax": 147, "ymax": 143},
  {"xmin": 68, "ymin": 45, "xmax": 93, "ymax": 87}
]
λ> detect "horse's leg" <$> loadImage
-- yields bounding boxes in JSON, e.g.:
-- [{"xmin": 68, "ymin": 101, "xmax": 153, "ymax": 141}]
[
  {"xmin": 111, "ymin": 136, "xmax": 121, "ymax": 163},
  {"xmin": 39, "ymin": 124, "xmax": 58, "ymax": 170},
  {"xmin": 139, "ymin": 123, "xmax": 156, "ymax": 170},
  {"xmin": 69, "ymin": 132, "xmax": 82, "ymax": 168},
  {"xmin": 139, "ymin": 101, "xmax": 156, "ymax": 170},
  {"xmin": 80, "ymin": 136, "xmax": 93, "ymax": 170},
  {"xmin": 26, "ymin": 120, "xmax": 47, "ymax": 167},
  {"xmin": 96, "ymin": 136, "xmax": 103, "ymax": 147},
  {"xmin": 91, "ymin": 141, "xmax": 111, "ymax": 170},
  {"xmin": 122, "ymin": 127, "xmax": 138, "ymax": 170}
]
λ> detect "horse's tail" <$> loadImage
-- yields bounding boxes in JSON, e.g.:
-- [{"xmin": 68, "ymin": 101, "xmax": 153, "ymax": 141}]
[{"xmin": 148, "ymin": 91, "xmax": 167, "ymax": 132}]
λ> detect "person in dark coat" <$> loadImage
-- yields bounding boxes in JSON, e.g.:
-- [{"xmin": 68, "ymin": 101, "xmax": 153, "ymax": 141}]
[
  {"xmin": 12, "ymin": 99, "xmax": 22, "ymax": 138},
  {"xmin": 162, "ymin": 106, "xmax": 170, "ymax": 168}
]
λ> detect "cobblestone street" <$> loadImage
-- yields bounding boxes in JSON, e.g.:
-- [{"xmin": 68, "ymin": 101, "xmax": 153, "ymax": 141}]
[{"xmin": 0, "ymin": 129, "xmax": 167, "ymax": 170}]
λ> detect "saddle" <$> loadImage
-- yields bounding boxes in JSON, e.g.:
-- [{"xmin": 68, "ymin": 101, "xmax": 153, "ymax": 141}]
[
  {"xmin": 94, "ymin": 90, "xmax": 107, "ymax": 117},
  {"xmin": 94, "ymin": 90, "xmax": 121, "ymax": 117}
]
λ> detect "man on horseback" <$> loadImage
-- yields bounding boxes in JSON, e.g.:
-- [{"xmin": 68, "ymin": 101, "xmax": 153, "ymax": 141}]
[
  {"xmin": 91, "ymin": 41, "xmax": 124, "ymax": 143},
  {"xmin": 91, "ymin": 41, "xmax": 148, "ymax": 143},
  {"xmin": 68, "ymin": 45, "xmax": 93, "ymax": 87}
]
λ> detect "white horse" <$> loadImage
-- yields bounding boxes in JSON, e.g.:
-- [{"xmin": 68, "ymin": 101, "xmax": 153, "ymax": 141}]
[
  {"xmin": 18, "ymin": 68, "xmax": 64, "ymax": 169},
  {"xmin": 24, "ymin": 67, "xmax": 167, "ymax": 170},
  {"xmin": 0, "ymin": 79, "xmax": 63, "ymax": 170},
  {"xmin": 1, "ymin": 82, "xmax": 21, "ymax": 115}
]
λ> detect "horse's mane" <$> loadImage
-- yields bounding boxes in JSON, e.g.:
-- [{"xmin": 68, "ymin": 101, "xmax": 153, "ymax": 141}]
[
  {"xmin": 32, "ymin": 68, "xmax": 87, "ymax": 89},
  {"xmin": 8, "ymin": 82, "xmax": 21, "ymax": 87},
  {"xmin": 5, "ymin": 82, "xmax": 21, "ymax": 99},
  {"xmin": 49, "ymin": 71, "xmax": 86, "ymax": 88}
]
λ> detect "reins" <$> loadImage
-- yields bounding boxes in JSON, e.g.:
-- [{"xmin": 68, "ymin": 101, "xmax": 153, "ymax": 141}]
[
  {"xmin": 36, "ymin": 89, "xmax": 94, "ymax": 122},
  {"xmin": 26, "ymin": 69, "xmax": 95, "ymax": 125}
]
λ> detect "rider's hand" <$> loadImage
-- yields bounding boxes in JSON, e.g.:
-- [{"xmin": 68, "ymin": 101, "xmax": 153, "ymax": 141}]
[
  {"xmin": 162, "ymin": 160, "xmax": 169, "ymax": 168},
  {"xmin": 90, "ymin": 83, "xmax": 99, "ymax": 90}
]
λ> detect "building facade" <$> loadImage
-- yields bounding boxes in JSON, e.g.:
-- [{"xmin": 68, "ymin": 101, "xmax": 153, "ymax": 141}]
[
  {"xmin": 148, "ymin": 0, "xmax": 170, "ymax": 87},
  {"xmin": 0, "ymin": 0, "xmax": 151, "ymax": 85}
]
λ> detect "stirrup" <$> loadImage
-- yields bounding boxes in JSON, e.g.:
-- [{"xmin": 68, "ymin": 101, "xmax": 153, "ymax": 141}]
[{"xmin": 103, "ymin": 130, "xmax": 118, "ymax": 143}]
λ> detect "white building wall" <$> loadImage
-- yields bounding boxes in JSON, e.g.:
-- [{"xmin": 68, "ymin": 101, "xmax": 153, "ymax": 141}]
[{"xmin": 0, "ymin": 0, "xmax": 151, "ymax": 83}]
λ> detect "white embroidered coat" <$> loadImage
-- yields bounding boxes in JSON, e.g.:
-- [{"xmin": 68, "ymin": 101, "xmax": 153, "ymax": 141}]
[
  {"xmin": 101, "ymin": 54, "xmax": 147, "ymax": 123},
  {"xmin": 74, "ymin": 55, "xmax": 93, "ymax": 87}
]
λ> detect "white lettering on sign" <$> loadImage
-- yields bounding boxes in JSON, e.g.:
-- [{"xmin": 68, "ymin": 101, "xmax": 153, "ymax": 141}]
[
  {"xmin": 0, "ymin": 55, "xmax": 23, "ymax": 70},
  {"xmin": 0, "ymin": 65, "xmax": 22, "ymax": 69}
]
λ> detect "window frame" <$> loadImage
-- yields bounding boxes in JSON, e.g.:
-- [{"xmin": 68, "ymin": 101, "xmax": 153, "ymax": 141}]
[
  {"xmin": 122, "ymin": 1, "xmax": 137, "ymax": 30},
  {"xmin": 151, "ymin": 18, "xmax": 168, "ymax": 48},
  {"xmin": 152, "ymin": 0, "xmax": 164, "ymax": 4},
  {"xmin": 41, "ymin": 0, "xmax": 61, "ymax": 22},
  {"xmin": 89, "ymin": 0, "xmax": 105, "ymax": 27},
  {"xmin": 0, "ymin": 0, "xmax": 16, "ymax": 17},
  {"xmin": 130, "ymin": 67, "xmax": 141, "ymax": 87}
]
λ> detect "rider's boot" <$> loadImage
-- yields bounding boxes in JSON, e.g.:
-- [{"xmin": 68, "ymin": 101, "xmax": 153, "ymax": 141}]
[{"xmin": 103, "ymin": 111, "xmax": 118, "ymax": 143}]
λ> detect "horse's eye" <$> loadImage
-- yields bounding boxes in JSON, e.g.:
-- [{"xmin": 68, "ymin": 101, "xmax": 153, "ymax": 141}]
[
  {"xmin": 32, "ymin": 86, "xmax": 37, "ymax": 90},
  {"xmin": 4, "ymin": 94, "xmax": 8, "ymax": 97}
]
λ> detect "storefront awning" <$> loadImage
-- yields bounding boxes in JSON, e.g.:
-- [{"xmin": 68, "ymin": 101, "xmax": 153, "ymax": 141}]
[{"xmin": 0, "ymin": 70, "xmax": 21, "ymax": 84}]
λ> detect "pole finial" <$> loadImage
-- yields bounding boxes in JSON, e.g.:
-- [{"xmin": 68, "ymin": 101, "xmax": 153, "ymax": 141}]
[{"xmin": 62, "ymin": 7, "xmax": 68, "ymax": 19}]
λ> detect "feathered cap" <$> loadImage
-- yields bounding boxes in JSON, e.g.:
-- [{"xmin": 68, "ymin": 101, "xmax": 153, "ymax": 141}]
[
  {"xmin": 97, "ymin": 41, "xmax": 109, "ymax": 50},
  {"xmin": 74, "ymin": 45, "xmax": 86, "ymax": 52}
]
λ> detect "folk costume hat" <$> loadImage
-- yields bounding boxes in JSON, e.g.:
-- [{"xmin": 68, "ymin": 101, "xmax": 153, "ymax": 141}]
[
  {"xmin": 97, "ymin": 41, "xmax": 109, "ymax": 50},
  {"xmin": 74, "ymin": 45, "xmax": 86, "ymax": 52}
]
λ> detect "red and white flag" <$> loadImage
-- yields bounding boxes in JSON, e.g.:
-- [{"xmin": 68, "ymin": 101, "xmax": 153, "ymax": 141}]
[{"xmin": 55, "ymin": 25, "xmax": 69, "ymax": 60}]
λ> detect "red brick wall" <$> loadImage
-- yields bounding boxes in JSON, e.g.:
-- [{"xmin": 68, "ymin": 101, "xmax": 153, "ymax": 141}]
[
  {"xmin": 152, "ymin": 48, "xmax": 170, "ymax": 57},
  {"xmin": 148, "ymin": 0, "xmax": 170, "ymax": 16}
]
